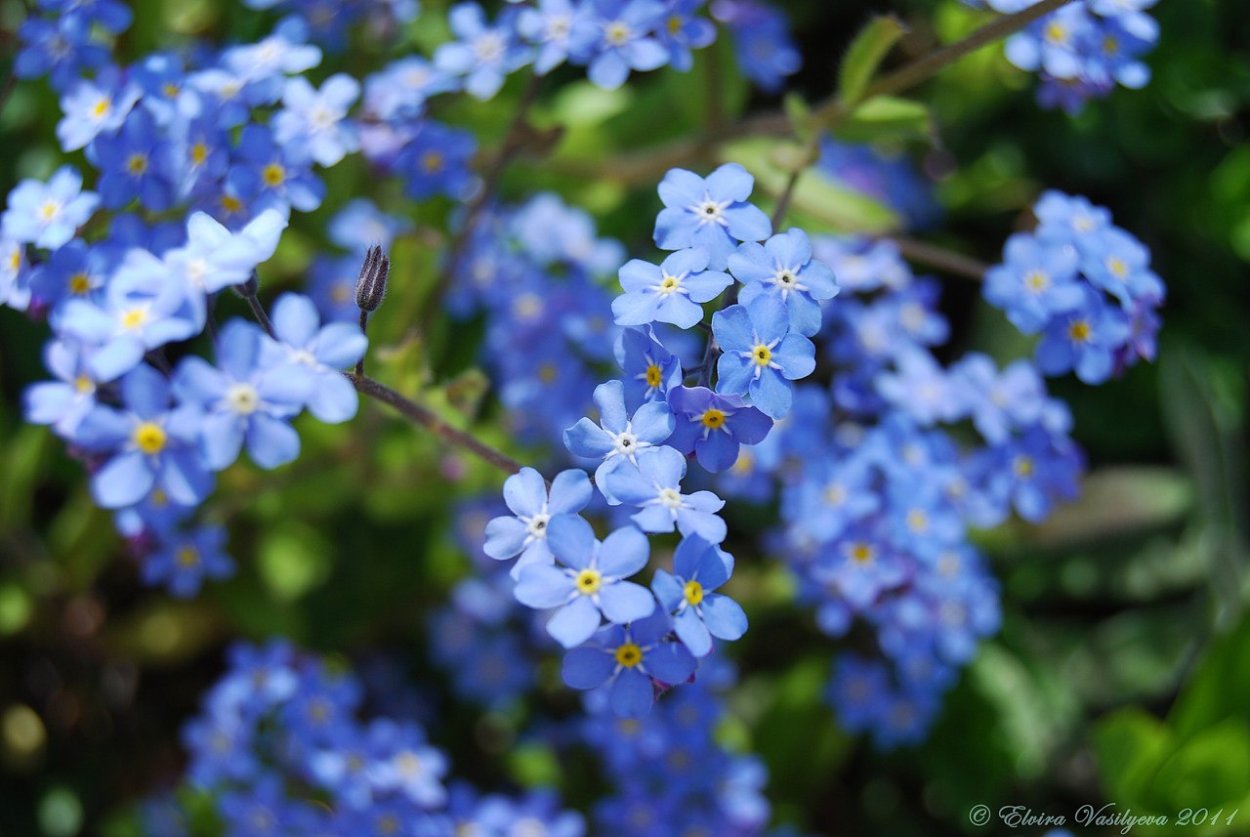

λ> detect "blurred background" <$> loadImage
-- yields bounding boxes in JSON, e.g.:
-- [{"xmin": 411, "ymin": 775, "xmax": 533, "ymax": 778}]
[{"xmin": 1, "ymin": 0, "xmax": 1248, "ymax": 834}]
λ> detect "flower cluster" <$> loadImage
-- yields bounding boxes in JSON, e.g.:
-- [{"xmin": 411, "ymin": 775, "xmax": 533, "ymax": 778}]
[
  {"xmin": 178, "ymin": 641, "xmax": 585, "ymax": 834},
  {"xmin": 966, "ymin": 0, "xmax": 1158, "ymax": 113},
  {"xmin": 478, "ymin": 164, "xmax": 829, "ymax": 718},
  {"xmin": 984, "ymin": 190, "xmax": 1164, "ymax": 384}
]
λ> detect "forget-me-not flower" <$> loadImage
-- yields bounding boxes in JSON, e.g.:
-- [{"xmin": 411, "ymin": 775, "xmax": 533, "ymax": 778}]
[
  {"xmin": 654, "ymin": 164, "xmax": 771, "ymax": 269},
  {"xmin": 483, "ymin": 467, "xmax": 593, "ymax": 578},
  {"xmin": 651, "ymin": 534, "xmax": 747, "ymax": 656},
  {"xmin": 711, "ymin": 294, "xmax": 816, "ymax": 420},
  {"xmin": 612, "ymin": 247, "xmax": 732, "ymax": 329}
]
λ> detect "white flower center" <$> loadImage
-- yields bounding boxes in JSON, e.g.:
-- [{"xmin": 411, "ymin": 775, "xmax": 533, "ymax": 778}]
[
  {"xmin": 474, "ymin": 33, "xmax": 505, "ymax": 63},
  {"xmin": 658, "ymin": 488, "xmax": 683, "ymax": 509},
  {"xmin": 225, "ymin": 383, "xmax": 261, "ymax": 415},
  {"xmin": 690, "ymin": 197, "xmax": 729, "ymax": 227}
]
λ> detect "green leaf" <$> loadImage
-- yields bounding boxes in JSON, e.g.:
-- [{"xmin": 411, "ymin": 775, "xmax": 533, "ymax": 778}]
[
  {"xmin": 258, "ymin": 523, "xmax": 333, "ymax": 602},
  {"xmin": 1095, "ymin": 708, "xmax": 1173, "ymax": 806},
  {"xmin": 833, "ymin": 96, "xmax": 935, "ymax": 144},
  {"xmin": 783, "ymin": 93, "xmax": 815, "ymax": 142},
  {"xmin": 838, "ymin": 16, "xmax": 908, "ymax": 107}
]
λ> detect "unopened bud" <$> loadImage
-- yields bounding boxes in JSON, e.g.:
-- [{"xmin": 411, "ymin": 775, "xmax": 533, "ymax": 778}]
[{"xmin": 355, "ymin": 245, "xmax": 390, "ymax": 313}]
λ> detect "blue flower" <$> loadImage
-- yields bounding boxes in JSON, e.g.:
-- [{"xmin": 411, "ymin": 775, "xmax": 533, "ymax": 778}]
[
  {"xmin": 56, "ymin": 75, "xmax": 140, "ymax": 152},
  {"xmin": 484, "ymin": 467, "xmax": 593, "ymax": 578},
  {"xmin": 585, "ymin": 0, "xmax": 669, "ymax": 90},
  {"xmin": 263, "ymin": 293, "xmax": 367, "ymax": 422},
  {"xmin": 984, "ymin": 232, "xmax": 1083, "ymax": 334},
  {"xmin": 654, "ymin": 164, "xmax": 772, "ymax": 270},
  {"xmin": 615, "ymin": 326, "xmax": 683, "ymax": 410},
  {"xmin": 396, "ymin": 121, "xmax": 478, "ymax": 201},
  {"xmin": 91, "ymin": 108, "xmax": 174, "ymax": 212},
  {"xmin": 518, "ymin": 0, "xmax": 600, "ymax": 75},
  {"xmin": 716, "ymin": 2, "xmax": 801, "ymax": 92},
  {"xmin": 652, "ymin": 535, "xmax": 747, "ymax": 656},
  {"xmin": 365, "ymin": 57, "xmax": 459, "ymax": 120},
  {"xmin": 561, "ymin": 610, "xmax": 696, "ymax": 717},
  {"xmin": 656, "ymin": 0, "xmax": 717, "ymax": 72},
  {"xmin": 28, "ymin": 239, "xmax": 111, "ymax": 309},
  {"xmin": 728, "ymin": 228, "xmax": 838, "ymax": 336},
  {"xmin": 230, "ymin": 124, "xmax": 325, "ymax": 214},
  {"xmin": 54, "ymin": 259, "xmax": 200, "ymax": 382},
  {"xmin": 665, "ymin": 385, "xmax": 772, "ymax": 472},
  {"xmin": 612, "ymin": 247, "xmax": 732, "ymax": 329},
  {"xmin": 513, "ymin": 515, "xmax": 656, "ymax": 648},
  {"xmin": 172, "ymin": 320, "xmax": 311, "ymax": 471},
  {"xmin": 1077, "ymin": 226, "xmax": 1163, "ymax": 308},
  {"xmin": 2, "ymin": 166, "xmax": 100, "ymax": 250},
  {"xmin": 329, "ymin": 199, "xmax": 411, "ymax": 253},
  {"xmin": 364, "ymin": 720, "xmax": 449, "ymax": 808},
  {"xmin": 15, "ymin": 16, "xmax": 109, "ymax": 91},
  {"xmin": 24, "ymin": 340, "xmax": 101, "ymax": 437},
  {"xmin": 273, "ymin": 74, "xmax": 361, "ymax": 167},
  {"xmin": 711, "ymin": 295, "xmax": 816, "ymax": 420},
  {"xmin": 599, "ymin": 445, "xmax": 727, "ymax": 543},
  {"xmin": 42, "ymin": 0, "xmax": 133, "ymax": 32},
  {"xmin": 142, "ymin": 524, "xmax": 234, "ymax": 597},
  {"xmin": 951, "ymin": 354, "xmax": 1045, "ymax": 444},
  {"xmin": 434, "ymin": 3, "xmax": 531, "ymax": 100},
  {"xmin": 813, "ymin": 533, "xmax": 907, "ymax": 610},
  {"xmin": 73, "ymin": 363, "xmax": 213, "ymax": 510},
  {"xmin": 563, "ymin": 379, "xmax": 675, "ymax": 494},
  {"xmin": 1035, "ymin": 288, "xmax": 1131, "ymax": 384}
]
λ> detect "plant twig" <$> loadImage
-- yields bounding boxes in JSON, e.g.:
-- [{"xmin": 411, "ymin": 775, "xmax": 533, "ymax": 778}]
[
  {"xmin": 890, "ymin": 237, "xmax": 989, "ymax": 281},
  {"xmin": 347, "ymin": 372, "xmax": 523, "ymax": 475}
]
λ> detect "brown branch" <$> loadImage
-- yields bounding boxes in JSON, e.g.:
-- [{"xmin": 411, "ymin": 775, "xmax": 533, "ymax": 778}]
[
  {"xmin": 347, "ymin": 372, "xmax": 523, "ymax": 475},
  {"xmin": 891, "ymin": 237, "xmax": 989, "ymax": 281}
]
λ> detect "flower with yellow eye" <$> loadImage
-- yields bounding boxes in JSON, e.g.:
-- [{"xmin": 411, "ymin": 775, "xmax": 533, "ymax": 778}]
[
  {"xmin": 618, "ymin": 325, "xmax": 683, "ymax": 408},
  {"xmin": 71, "ymin": 363, "xmax": 212, "ymax": 510},
  {"xmin": 729, "ymin": 229, "xmax": 839, "ymax": 337},
  {"xmin": 711, "ymin": 295, "xmax": 816, "ymax": 420},
  {"xmin": 141, "ymin": 524, "xmax": 233, "ymax": 598},
  {"xmin": 514, "ymin": 515, "xmax": 656, "ymax": 649},
  {"xmin": 651, "ymin": 535, "xmax": 747, "ymax": 657},
  {"xmin": 561, "ymin": 611, "xmax": 695, "ymax": 718},
  {"xmin": 665, "ymin": 385, "xmax": 772, "ymax": 473}
]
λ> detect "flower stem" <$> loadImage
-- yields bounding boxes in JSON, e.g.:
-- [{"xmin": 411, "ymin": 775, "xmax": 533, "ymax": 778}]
[
  {"xmin": 890, "ymin": 237, "xmax": 989, "ymax": 281},
  {"xmin": 347, "ymin": 372, "xmax": 524, "ymax": 475}
]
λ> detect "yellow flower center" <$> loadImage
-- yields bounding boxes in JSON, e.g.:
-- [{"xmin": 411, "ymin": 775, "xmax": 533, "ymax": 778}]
[
  {"xmin": 614, "ymin": 642, "xmax": 643, "ymax": 668},
  {"xmin": 1013, "ymin": 455, "xmax": 1035, "ymax": 478},
  {"xmin": 91, "ymin": 98, "xmax": 111, "ymax": 119},
  {"xmin": 38, "ymin": 201, "xmax": 61, "ymax": 221},
  {"xmin": 190, "ymin": 142, "xmax": 208, "ymax": 166},
  {"xmin": 262, "ymin": 163, "xmax": 286, "ymax": 187},
  {"xmin": 658, "ymin": 274, "xmax": 681, "ymax": 295},
  {"xmin": 126, "ymin": 153, "xmax": 149, "ymax": 175},
  {"xmin": 69, "ymin": 273, "xmax": 92, "ymax": 295},
  {"xmin": 422, "ymin": 151, "xmax": 445, "ymax": 173},
  {"xmin": 1024, "ymin": 270, "xmax": 1050, "ymax": 293},
  {"xmin": 1107, "ymin": 256, "xmax": 1129, "ymax": 279},
  {"xmin": 848, "ymin": 542, "xmax": 875, "ymax": 564},
  {"xmin": 1045, "ymin": 22, "xmax": 1068, "ymax": 45},
  {"xmin": 906, "ymin": 509, "xmax": 929, "ymax": 533},
  {"xmin": 176, "ymin": 546, "xmax": 200, "ymax": 568},
  {"xmin": 606, "ymin": 22, "xmax": 631, "ymax": 45},
  {"xmin": 121, "ymin": 307, "xmax": 148, "ymax": 331},
  {"xmin": 1103, "ymin": 35, "xmax": 1119, "ymax": 55},
  {"xmin": 667, "ymin": 15, "xmax": 683, "ymax": 35},
  {"xmin": 732, "ymin": 450, "xmax": 754, "ymax": 475},
  {"xmin": 645, "ymin": 364, "xmax": 662, "ymax": 388},
  {"xmin": 74, "ymin": 375, "xmax": 94, "ymax": 394},
  {"xmin": 683, "ymin": 580, "xmax": 704, "ymax": 607},
  {"xmin": 1068, "ymin": 320, "xmax": 1092, "ymax": 343},
  {"xmin": 700, "ymin": 408, "xmax": 726, "ymax": 430},
  {"xmin": 752, "ymin": 344, "xmax": 772, "ymax": 367},
  {"xmin": 220, "ymin": 194, "xmax": 244, "ymax": 214},
  {"xmin": 132, "ymin": 422, "xmax": 167, "ymax": 455},
  {"xmin": 163, "ymin": 82, "xmax": 180, "ymax": 98},
  {"xmin": 575, "ymin": 568, "xmax": 602, "ymax": 595},
  {"xmin": 538, "ymin": 363, "xmax": 558, "ymax": 384}
]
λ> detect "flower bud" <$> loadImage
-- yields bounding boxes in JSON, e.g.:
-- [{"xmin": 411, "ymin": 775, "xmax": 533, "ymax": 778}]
[{"xmin": 355, "ymin": 245, "xmax": 390, "ymax": 313}]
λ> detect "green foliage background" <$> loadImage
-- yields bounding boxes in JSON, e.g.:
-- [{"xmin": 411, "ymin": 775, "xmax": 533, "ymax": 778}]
[{"xmin": 0, "ymin": 0, "xmax": 1248, "ymax": 834}]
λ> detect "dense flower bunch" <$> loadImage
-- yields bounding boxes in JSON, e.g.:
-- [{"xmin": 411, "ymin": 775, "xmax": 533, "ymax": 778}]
[
  {"xmin": 984, "ymin": 190, "xmax": 1164, "ymax": 384},
  {"xmin": 964, "ymin": 0, "xmax": 1158, "ymax": 113},
  {"xmin": 177, "ymin": 641, "xmax": 586, "ymax": 834}
]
